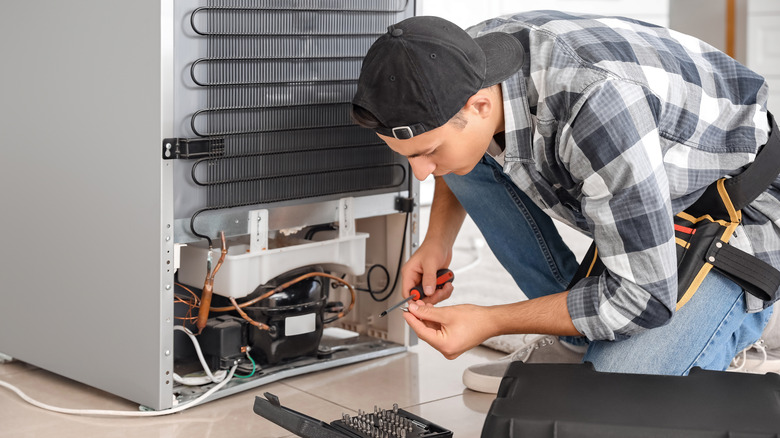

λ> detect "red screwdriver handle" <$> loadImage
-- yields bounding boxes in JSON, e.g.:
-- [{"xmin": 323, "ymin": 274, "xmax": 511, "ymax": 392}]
[
  {"xmin": 408, "ymin": 268, "xmax": 454, "ymax": 300},
  {"xmin": 435, "ymin": 269, "xmax": 455, "ymax": 286}
]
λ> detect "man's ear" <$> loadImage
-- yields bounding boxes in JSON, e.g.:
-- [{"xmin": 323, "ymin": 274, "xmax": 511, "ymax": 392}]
[{"xmin": 463, "ymin": 91, "xmax": 493, "ymax": 119}]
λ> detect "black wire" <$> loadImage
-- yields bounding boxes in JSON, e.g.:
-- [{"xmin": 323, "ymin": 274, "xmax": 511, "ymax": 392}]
[
  {"xmin": 190, "ymin": 209, "xmax": 214, "ymax": 248},
  {"xmin": 305, "ymin": 224, "xmax": 338, "ymax": 240},
  {"xmin": 356, "ymin": 263, "xmax": 391, "ymax": 294},
  {"xmin": 366, "ymin": 211, "xmax": 409, "ymax": 302}
]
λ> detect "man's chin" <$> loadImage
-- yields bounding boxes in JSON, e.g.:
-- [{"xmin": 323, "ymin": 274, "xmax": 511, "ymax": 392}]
[{"xmin": 453, "ymin": 163, "xmax": 480, "ymax": 176}]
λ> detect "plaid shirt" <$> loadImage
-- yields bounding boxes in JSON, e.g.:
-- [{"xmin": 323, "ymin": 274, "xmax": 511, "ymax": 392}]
[{"xmin": 468, "ymin": 11, "xmax": 774, "ymax": 341}]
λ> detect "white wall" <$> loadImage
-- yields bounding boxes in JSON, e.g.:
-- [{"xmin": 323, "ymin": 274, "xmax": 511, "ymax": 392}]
[
  {"xmin": 742, "ymin": 0, "xmax": 780, "ymax": 115},
  {"xmin": 417, "ymin": 0, "xmax": 670, "ymax": 29},
  {"xmin": 671, "ymin": 0, "xmax": 780, "ymax": 115}
]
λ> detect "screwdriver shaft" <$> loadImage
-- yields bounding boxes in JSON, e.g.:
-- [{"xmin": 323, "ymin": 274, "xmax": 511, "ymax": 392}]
[{"xmin": 379, "ymin": 295, "xmax": 413, "ymax": 317}]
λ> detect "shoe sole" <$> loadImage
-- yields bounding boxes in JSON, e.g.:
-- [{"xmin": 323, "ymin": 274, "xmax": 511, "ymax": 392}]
[{"xmin": 462, "ymin": 368, "xmax": 502, "ymax": 394}]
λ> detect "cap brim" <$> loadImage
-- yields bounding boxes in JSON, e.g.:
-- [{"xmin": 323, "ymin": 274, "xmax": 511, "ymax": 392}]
[{"xmin": 474, "ymin": 32, "xmax": 525, "ymax": 87}]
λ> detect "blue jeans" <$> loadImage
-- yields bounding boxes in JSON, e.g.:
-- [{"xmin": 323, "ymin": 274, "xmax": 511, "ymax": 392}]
[{"xmin": 443, "ymin": 155, "xmax": 773, "ymax": 374}]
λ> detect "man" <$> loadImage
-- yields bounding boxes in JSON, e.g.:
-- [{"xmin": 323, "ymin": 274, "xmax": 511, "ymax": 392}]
[{"xmin": 351, "ymin": 11, "xmax": 778, "ymax": 393}]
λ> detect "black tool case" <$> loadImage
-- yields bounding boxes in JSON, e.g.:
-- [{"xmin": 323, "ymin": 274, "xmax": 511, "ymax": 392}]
[{"xmin": 481, "ymin": 362, "xmax": 780, "ymax": 437}]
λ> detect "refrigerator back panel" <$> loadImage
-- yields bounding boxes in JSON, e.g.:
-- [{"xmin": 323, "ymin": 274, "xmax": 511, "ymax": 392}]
[{"xmin": 172, "ymin": 0, "xmax": 414, "ymax": 220}]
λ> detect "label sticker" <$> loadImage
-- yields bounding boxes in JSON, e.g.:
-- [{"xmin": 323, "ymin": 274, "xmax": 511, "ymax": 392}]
[{"xmin": 285, "ymin": 313, "xmax": 316, "ymax": 336}]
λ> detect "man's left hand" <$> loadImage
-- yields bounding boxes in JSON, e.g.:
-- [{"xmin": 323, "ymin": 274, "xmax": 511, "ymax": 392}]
[{"xmin": 402, "ymin": 302, "xmax": 496, "ymax": 359}]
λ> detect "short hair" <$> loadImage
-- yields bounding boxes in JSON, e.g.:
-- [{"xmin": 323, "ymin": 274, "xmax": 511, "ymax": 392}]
[
  {"xmin": 350, "ymin": 105, "xmax": 468, "ymax": 132},
  {"xmin": 350, "ymin": 105, "xmax": 382, "ymax": 130}
]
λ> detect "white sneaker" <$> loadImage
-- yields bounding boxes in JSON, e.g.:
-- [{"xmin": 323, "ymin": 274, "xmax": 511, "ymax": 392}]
[
  {"xmin": 463, "ymin": 335, "xmax": 586, "ymax": 394},
  {"xmin": 728, "ymin": 339, "xmax": 780, "ymax": 374}
]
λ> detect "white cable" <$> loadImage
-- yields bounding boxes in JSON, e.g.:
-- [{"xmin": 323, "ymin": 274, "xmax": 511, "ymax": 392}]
[
  {"xmin": 173, "ymin": 371, "xmax": 227, "ymax": 386},
  {"xmin": 0, "ymin": 365, "xmax": 236, "ymax": 417},
  {"xmin": 0, "ymin": 325, "xmax": 238, "ymax": 416},
  {"xmin": 172, "ymin": 325, "xmax": 225, "ymax": 384}
]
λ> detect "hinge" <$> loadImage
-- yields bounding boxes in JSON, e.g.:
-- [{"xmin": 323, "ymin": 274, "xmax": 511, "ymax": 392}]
[{"xmin": 162, "ymin": 137, "xmax": 225, "ymax": 160}]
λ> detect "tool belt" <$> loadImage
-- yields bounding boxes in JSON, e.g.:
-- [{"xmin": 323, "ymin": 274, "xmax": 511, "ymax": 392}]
[{"xmin": 569, "ymin": 112, "xmax": 780, "ymax": 310}]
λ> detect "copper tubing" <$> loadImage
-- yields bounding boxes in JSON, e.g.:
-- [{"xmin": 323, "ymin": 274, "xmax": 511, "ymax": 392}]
[
  {"xmin": 229, "ymin": 297, "xmax": 270, "ymax": 331},
  {"xmin": 191, "ymin": 232, "xmax": 357, "ymax": 331},
  {"xmin": 209, "ymin": 272, "xmax": 357, "ymax": 321},
  {"xmin": 195, "ymin": 231, "xmax": 227, "ymax": 334}
]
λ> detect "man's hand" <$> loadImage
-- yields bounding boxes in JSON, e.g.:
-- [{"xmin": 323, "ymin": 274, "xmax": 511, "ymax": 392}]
[
  {"xmin": 403, "ymin": 302, "xmax": 497, "ymax": 359},
  {"xmin": 403, "ymin": 293, "xmax": 582, "ymax": 360},
  {"xmin": 401, "ymin": 240, "xmax": 455, "ymax": 305}
]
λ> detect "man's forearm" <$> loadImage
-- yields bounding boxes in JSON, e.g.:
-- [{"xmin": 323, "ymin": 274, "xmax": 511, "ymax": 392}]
[
  {"xmin": 425, "ymin": 176, "xmax": 468, "ymax": 247},
  {"xmin": 485, "ymin": 292, "xmax": 582, "ymax": 338}
]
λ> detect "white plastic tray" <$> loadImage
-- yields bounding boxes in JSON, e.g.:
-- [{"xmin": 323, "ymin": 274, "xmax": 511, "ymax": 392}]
[{"xmin": 178, "ymin": 232, "xmax": 368, "ymax": 298}]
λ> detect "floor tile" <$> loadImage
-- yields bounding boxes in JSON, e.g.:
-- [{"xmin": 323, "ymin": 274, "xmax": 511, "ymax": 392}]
[
  {"xmin": 405, "ymin": 391, "xmax": 498, "ymax": 437},
  {"xmin": 0, "ymin": 367, "xmax": 346, "ymax": 438},
  {"xmin": 0, "ymin": 360, "xmax": 40, "ymax": 378},
  {"xmin": 283, "ymin": 342, "xmax": 502, "ymax": 411}
]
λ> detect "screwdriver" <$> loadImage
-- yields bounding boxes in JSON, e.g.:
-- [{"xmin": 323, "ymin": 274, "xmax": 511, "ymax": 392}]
[{"xmin": 380, "ymin": 269, "xmax": 454, "ymax": 317}]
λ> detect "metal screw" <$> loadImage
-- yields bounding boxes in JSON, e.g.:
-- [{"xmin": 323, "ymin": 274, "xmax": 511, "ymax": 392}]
[
  {"xmin": 708, "ymin": 256, "xmax": 715, "ymax": 263},
  {"xmin": 164, "ymin": 350, "xmax": 170, "ymax": 356},
  {"xmin": 165, "ymin": 284, "xmax": 171, "ymax": 290}
]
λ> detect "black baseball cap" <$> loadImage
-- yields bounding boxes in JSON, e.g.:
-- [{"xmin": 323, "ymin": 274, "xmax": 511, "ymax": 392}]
[{"xmin": 352, "ymin": 16, "xmax": 524, "ymax": 140}]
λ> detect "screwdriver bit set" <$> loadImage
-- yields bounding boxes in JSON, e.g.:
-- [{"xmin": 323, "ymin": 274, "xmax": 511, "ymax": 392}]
[
  {"xmin": 332, "ymin": 403, "xmax": 451, "ymax": 437},
  {"xmin": 254, "ymin": 392, "xmax": 452, "ymax": 438}
]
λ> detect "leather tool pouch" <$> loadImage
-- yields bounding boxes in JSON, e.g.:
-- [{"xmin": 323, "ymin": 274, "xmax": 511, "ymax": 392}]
[{"xmin": 569, "ymin": 113, "xmax": 780, "ymax": 309}]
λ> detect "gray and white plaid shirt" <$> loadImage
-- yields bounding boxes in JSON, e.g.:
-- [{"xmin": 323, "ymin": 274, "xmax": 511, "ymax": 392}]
[{"xmin": 469, "ymin": 11, "xmax": 775, "ymax": 341}]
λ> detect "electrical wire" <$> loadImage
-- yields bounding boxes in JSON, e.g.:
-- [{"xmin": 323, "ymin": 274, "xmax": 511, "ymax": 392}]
[
  {"xmin": 355, "ymin": 263, "xmax": 391, "ymax": 295},
  {"xmin": 365, "ymin": 212, "xmax": 409, "ymax": 302},
  {"xmin": 233, "ymin": 352, "xmax": 257, "ymax": 379},
  {"xmin": 304, "ymin": 223, "xmax": 337, "ymax": 240},
  {"xmin": 172, "ymin": 326, "xmax": 228, "ymax": 385},
  {"xmin": 0, "ymin": 327, "xmax": 238, "ymax": 417},
  {"xmin": 0, "ymin": 367, "xmax": 236, "ymax": 417},
  {"xmin": 189, "ymin": 209, "xmax": 214, "ymax": 249}
]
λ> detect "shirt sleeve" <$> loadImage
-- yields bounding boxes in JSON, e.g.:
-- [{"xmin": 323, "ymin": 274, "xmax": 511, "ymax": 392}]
[{"xmin": 564, "ymin": 79, "xmax": 678, "ymax": 341}]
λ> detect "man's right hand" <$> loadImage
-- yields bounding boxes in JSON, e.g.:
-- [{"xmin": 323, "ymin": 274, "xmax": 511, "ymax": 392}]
[{"xmin": 401, "ymin": 239, "xmax": 454, "ymax": 305}]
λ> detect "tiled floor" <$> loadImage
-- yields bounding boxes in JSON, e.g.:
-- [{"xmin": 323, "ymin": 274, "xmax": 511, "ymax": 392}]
[{"xmin": 0, "ymin": 341, "xmax": 503, "ymax": 438}]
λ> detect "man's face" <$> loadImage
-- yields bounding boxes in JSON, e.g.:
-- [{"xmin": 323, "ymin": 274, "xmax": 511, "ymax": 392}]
[{"xmin": 377, "ymin": 111, "xmax": 494, "ymax": 181}]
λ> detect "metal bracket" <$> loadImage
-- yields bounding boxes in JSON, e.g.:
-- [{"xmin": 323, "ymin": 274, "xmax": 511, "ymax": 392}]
[
  {"xmin": 338, "ymin": 197, "xmax": 355, "ymax": 238},
  {"xmin": 249, "ymin": 209, "xmax": 269, "ymax": 253},
  {"xmin": 162, "ymin": 137, "xmax": 224, "ymax": 160}
]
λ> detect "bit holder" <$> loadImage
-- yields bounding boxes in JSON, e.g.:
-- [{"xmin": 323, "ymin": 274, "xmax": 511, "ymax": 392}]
[
  {"xmin": 253, "ymin": 393, "xmax": 452, "ymax": 438},
  {"xmin": 331, "ymin": 403, "xmax": 451, "ymax": 438}
]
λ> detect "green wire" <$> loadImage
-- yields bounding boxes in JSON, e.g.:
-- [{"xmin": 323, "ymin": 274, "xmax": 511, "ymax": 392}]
[{"xmin": 234, "ymin": 353, "xmax": 256, "ymax": 379}]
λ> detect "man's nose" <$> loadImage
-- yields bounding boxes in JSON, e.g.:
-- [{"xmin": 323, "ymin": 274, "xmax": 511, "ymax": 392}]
[{"xmin": 408, "ymin": 157, "xmax": 435, "ymax": 181}]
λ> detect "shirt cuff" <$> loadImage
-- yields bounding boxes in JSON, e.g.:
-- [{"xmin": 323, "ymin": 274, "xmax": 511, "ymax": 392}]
[{"xmin": 567, "ymin": 276, "xmax": 618, "ymax": 341}]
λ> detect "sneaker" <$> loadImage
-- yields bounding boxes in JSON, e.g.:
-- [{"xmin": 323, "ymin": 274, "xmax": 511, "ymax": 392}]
[
  {"xmin": 463, "ymin": 334, "xmax": 586, "ymax": 394},
  {"xmin": 728, "ymin": 339, "xmax": 780, "ymax": 374}
]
